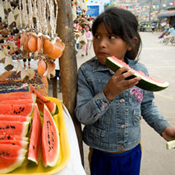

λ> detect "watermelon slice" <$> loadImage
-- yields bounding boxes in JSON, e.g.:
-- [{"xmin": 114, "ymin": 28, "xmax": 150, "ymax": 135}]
[
  {"xmin": 0, "ymin": 144, "xmax": 27, "ymax": 157},
  {"xmin": 27, "ymin": 104, "xmax": 42, "ymax": 165},
  {"xmin": 0, "ymin": 135, "xmax": 28, "ymax": 142},
  {"xmin": 0, "ymin": 115, "xmax": 31, "ymax": 122},
  {"xmin": 0, "ymin": 140, "xmax": 28, "ymax": 149},
  {"xmin": 0, "ymin": 156, "xmax": 25, "ymax": 173},
  {"xmin": 0, "ymin": 99, "xmax": 34, "ymax": 104},
  {"xmin": 0, "ymin": 121, "xmax": 30, "ymax": 136},
  {"xmin": 105, "ymin": 56, "xmax": 169, "ymax": 91},
  {"xmin": 29, "ymin": 85, "xmax": 58, "ymax": 115},
  {"xmin": 41, "ymin": 105, "xmax": 60, "ymax": 167},
  {"xmin": 0, "ymin": 103, "xmax": 34, "ymax": 116},
  {"xmin": 0, "ymin": 92, "xmax": 36, "ymax": 101},
  {"xmin": 0, "ymin": 144, "xmax": 26, "ymax": 173}
]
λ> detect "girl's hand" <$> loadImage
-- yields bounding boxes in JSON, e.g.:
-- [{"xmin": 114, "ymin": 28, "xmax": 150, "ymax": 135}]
[
  {"xmin": 162, "ymin": 127, "xmax": 175, "ymax": 141},
  {"xmin": 103, "ymin": 66, "xmax": 141, "ymax": 101}
]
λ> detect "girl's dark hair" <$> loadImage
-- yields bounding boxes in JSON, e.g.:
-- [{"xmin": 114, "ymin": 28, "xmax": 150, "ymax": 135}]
[{"xmin": 92, "ymin": 7, "xmax": 142, "ymax": 61}]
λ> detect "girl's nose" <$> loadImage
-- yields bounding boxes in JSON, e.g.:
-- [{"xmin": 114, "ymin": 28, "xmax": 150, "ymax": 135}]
[{"xmin": 99, "ymin": 38, "xmax": 107, "ymax": 48}]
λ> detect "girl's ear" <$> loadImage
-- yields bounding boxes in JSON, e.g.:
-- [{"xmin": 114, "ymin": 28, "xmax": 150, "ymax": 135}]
[{"xmin": 127, "ymin": 37, "xmax": 138, "ymax": 51}]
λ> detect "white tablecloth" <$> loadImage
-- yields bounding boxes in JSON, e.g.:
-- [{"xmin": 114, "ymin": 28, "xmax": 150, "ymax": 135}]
[{"xmin": 56, "ymin": 104, "xmax": 86, "ymax": 175}]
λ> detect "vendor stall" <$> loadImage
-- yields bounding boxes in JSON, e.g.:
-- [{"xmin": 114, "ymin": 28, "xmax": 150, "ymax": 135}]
[{"xmin": 0, "ymin": 0, "xmax": 86, "ymax": 174}]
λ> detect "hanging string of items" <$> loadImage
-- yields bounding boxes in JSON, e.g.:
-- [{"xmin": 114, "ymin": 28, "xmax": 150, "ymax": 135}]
[{"xmin": 0, "ymin": 0, "xmax": 65, "ymax": 81}]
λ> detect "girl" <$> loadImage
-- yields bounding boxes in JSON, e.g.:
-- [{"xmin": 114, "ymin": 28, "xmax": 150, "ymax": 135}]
[
  {"xmin": 75, "ymin": 7, "xmax": 175, "ymax": 175},
  {"xmin": 81, "ymin": 25, "xmax": 92, "ymax": 56}
]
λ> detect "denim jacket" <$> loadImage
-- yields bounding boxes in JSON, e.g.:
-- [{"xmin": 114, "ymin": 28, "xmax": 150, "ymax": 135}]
[{"xmin": 75, "ymin": 57, "xmax": 170, "ymax": 152}]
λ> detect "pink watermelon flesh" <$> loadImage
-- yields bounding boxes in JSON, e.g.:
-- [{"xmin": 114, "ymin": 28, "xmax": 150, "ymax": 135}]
[
  {"xmin": 0, "ymin": 156, "xmax": 25, "ymax": 173},
  {"xmin": 0, "ymin": 121, "xmax": 29, "ymax": 136},
  {"xmin": 105, "ymin": 56, "xmax": 169, "ymax": 91},
  {"xmin": 0, "ymin": 140, "xmax": 28, "ymax": 148},
  {"xmin": 0, "ymin": 92, "xmax": 36, "ymax": 101},
  {"xmin": 0, "ymin": 115, "xmax": 31, "ymax": 122},
  {"xmin": 0, "ymin": 144, "xmax": 27, "ymax": 157},
  {"xmin": 0, "ymin": 144, "xmax": 26, "ymax": 173},
  {"xmin": 29, "ymin": 85, "xmax": 57, "ymax": 115},
  {"xmin": 41, "ymin": 105, "xmax": 60, "ymax": 167},
  {"xmin": 0, "ymin": 103, "xmax": 34, "ymax": 116},
  {"xmin": 0, "ymin": 135, "xmax": 28, "ymax": 142},
  {"xmin": 27, "ymin": 104, "xmax": 42, "ymax": 165},
  {"xmin": 0, "ymin": 99, "xmax": 33, "ymax": 104}
]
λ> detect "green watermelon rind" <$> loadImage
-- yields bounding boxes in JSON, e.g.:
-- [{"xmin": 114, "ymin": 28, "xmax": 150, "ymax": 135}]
[
  {"xmin": 0, "ymin": 156, "xmax": 26, "ymax": 174},
  {"xmin": 166, "ymin": 140, "xmax": 175, "ymax": 150},
  {"xmin": 105, "ymin": 56, "xmax": 169, "ymax": 92},
  {"xmin": 42, "ymin": 105, "xmax": 60, "ymax": 168}
]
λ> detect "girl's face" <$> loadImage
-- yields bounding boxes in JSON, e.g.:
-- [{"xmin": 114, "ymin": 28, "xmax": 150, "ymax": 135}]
[{"xmin": 93, "ymin": 22, "xmax": 131, "ymax": 65}]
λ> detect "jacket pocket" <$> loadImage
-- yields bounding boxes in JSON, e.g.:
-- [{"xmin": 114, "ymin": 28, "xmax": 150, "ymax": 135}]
[{"xmin": 133, "ymin": 109, "xmax": 142, "ymax": 125}]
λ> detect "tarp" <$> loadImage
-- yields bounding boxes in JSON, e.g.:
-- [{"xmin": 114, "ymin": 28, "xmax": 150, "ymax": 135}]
[{"xmin": 158, "ymin": 10, "xmax": 175, "ymax": 18}]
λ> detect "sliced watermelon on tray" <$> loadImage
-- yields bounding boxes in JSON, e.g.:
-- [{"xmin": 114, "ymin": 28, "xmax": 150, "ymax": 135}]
[
  {"xmin": 105, "ymin": 56, "xmax": 169, "ymax": 91},
  {"xmin": 41, "ymin": 105, "xmax": 60, "ymax": 167},
  {"xmin": 0, "ymin": 140, "xmax": 28, "ymax": 149},
  {"xmin": 0, "ymin": 92, "xmax": 36, "ymax": 101},
  {"xmin": 0, "ymin": 156, "xmax": 26, "ymax": 174},
  {"xmin": 0, "ymin": 135, "xmax": 28, "ymax": 142},
  {"xmin": 29, "ymin": 85, "xmax": 58, "ymax": 115},
  {"xmin": 0, "ymin": 103, "xmax": 34, "ymax": 116},
  {"xmin": 0, "ymin": 115, "xmax": 31, "ymax": 122},
  {"xmin": 0, "ymin": 144, "xmax": 26, "ymax": 173},
  {"xmin": 27, "ymin": 104, "xmax": 42, "ymax": 165},
  {"xmin": 0, "ymin": 121, "xmax": 30, "ymax": 136}
]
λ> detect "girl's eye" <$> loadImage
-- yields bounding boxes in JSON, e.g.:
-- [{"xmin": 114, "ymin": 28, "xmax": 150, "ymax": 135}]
[
  {"xmin": 94, "ymin": 34, "xmax": 100, "ymax": 39},
  {"xmin": 109, "ymin": 35, "xmax": 116, "ymax": 39}
]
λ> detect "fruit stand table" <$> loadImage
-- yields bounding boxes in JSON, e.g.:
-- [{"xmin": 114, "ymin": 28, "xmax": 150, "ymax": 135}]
[{"xmin": 57, "ymin": 104, "xmax": 86, "ymax": 175}]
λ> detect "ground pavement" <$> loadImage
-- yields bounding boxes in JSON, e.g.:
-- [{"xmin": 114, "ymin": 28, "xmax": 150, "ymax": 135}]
[{"xmin": 49, "ymin": 31, "xmax": 175, "ymax": 175}]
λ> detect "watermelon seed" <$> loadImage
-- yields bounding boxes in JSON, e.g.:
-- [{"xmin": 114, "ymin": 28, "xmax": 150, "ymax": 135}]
[
  {"xmin": 6, "ymin": 126, "xmax": 10, "ymax": 129},
  {"xmin": 33, "ymin": 145, "xmax": 35, "ymax": 150}
]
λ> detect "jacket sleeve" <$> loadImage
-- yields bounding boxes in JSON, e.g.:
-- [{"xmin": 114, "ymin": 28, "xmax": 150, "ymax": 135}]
[
  {"xmin": 75, "ymin": 67, "xmax": 111, "ymax": 125},
  {"xmin": 140, "ymin": 66, "xmax": 170, "ymax": 134}
]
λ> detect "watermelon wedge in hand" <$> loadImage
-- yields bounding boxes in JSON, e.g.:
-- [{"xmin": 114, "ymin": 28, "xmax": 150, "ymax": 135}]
[{"xmin": 105, "ymin": 56, "xmax": 169, "ymax": 91}]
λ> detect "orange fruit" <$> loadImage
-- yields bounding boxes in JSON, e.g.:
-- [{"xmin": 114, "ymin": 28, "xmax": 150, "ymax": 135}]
[
  {"xmin": 43, "ymin": 39, "xmax": 53, "ymax": 54},
  {"xmin": 37, "ymin": 37, "xmax": 42, "ymax": 53},
  {"xmin": 47, "ymin": 45, "xmax": 62, "ymax": 59},
  {"xmin": 28, "ymin": 35, "xmax": 37, "ymax": 52},
  {"xmin": 38, "ymin": 59, "xmax": 47, "ymax": 76}
]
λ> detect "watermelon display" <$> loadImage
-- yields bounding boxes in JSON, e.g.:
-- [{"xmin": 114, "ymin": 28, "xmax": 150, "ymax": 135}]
[
  {"xmin": 0, "ymin": 144, "xmax": 26, "ymax": 173},
  {"xmin": 0, "ymin": 135, "xmax": 28, "ymax": 142},
  {"xmin": 0, "ymin": 103, "xmax": 34, "ymax": 116},
  {"xmin": 41, "ymin": 105, "xmax": 60, "ymax": 167},
  {"xmin": 0, "ymin": 92, "xmax": 61, "ymax": 173},
  {"xmin": 29, "ymin": 85, "xmax": 58, "ymax": 115},
  {"xmin": 0, "ymin": 115, "xmax": 31, "ymax": 122},
  {"xmin": 105, "ymin": 56, "xmax": 169, "ymax": 91},
  {"xmin": 27, "ymin": 104, "xmax": 42, "ymax": 165},
  {"xmin": 0, "ymin": 140, "xmax": 28, "ymax": 149},
  {"xmin": 0, "ymin": 121, "xmax": 30, "ymax": 136},
  {"xmin": 0, "ymin": 144, "xmax": 27, "ymax": 157},
  {"xmin": 0, "ymin": 156, "xmax": 26, "ymax": 174},
  {"xmin": 0, "ymin": 92, "xmax": 36, "ymax": 101}
]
